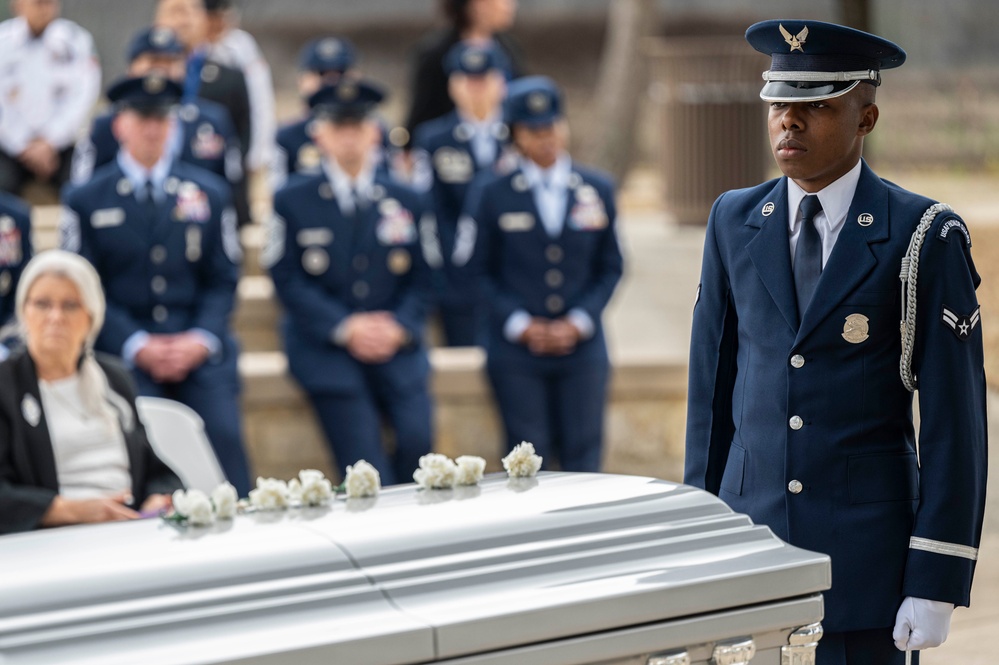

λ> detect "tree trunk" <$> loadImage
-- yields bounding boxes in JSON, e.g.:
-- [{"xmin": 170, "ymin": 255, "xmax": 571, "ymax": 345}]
[
  {"xmin": 840, "ymin": 0, "xmax": 872, "ymax": 32},
  {"xmin": 579, "ymin": 0, "xmax": 659, "ymax": 182}
]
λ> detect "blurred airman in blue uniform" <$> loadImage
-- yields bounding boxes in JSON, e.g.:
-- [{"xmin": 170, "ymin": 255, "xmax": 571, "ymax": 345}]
[
  {"xmin": 0, "ymin": 192, "xmax": 32, "ymax": 360},
  {"xmin": 271, "ymin": 37, "xmax": 357, "ymax": 192},
  {"xmin": 411, "ymin": 42, "xmax": 514, "ymax": 346},
  {"xmin": 459, "ymin": 76, "xmax": 623, "ymax": 471},
  {"xmin": 684, "ymin": 20, "xmax": 987, "ymax": 665},
  {"xmin": 60, "ymin": 74, "xmax": 251, "ymax": 495},
  {"xmin": 71, "ymin": 26, "xmax": 248, "ymax": 227},
  {"xmin": 264, "ymin": 80, "xmax": 434, "ymax": 485}
]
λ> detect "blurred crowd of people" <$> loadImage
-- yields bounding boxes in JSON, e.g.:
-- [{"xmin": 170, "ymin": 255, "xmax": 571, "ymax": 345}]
[{"xmin": 0, "ymin": 0, "xmax": 625, "ymax": 529}]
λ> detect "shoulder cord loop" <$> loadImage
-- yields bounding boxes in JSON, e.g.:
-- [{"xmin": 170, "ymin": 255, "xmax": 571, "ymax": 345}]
[{"xmin": 899, "ymin": 202, "xmax": 954, "ymax": 392}]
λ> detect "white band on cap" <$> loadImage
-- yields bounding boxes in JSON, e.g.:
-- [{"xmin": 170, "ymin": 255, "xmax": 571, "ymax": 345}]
[{"xmin": 763, "ymin": 69, "xmax": 880, "ymax": 83}]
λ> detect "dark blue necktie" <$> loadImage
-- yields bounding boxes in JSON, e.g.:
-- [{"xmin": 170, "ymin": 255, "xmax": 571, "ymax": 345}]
[
  {"xmin": 142, "ymin": 180, "xmax": 157, "ymax": 222},
  {"xmin": 793, "ymin": 195, "xmax": 823, "ymax": 321}
]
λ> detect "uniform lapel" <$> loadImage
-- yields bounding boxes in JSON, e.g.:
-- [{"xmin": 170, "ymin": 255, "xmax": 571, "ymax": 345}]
[
  {"xmin": 13, "ymin": 353, "xmax": 59, "ymax": 492},
  {"xmin": 747, "ymin": 178, "xmax": 799, "ymax": 332},
  {"xmin": 795, "ymin": 162, "xmax": 889, "ymax": 343}
]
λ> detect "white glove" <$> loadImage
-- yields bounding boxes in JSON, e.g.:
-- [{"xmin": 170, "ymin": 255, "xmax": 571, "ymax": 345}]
[{"xmin": 893, "ymin": 596, "xmax": 955, "ymax": 651}]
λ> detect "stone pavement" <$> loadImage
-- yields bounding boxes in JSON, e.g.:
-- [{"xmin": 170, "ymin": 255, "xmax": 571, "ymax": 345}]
[{"xmin": 612, "ymin": 167, "xmax": 997, "ymax": 663}]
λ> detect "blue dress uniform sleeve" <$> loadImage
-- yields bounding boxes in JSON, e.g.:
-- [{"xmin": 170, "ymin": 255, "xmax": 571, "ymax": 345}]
[
  {"xmin": 267, "ymin": 195, "xmax": 354, "ymax": 346},
  {"xmin": 902, "ymin": 211, "xmax": 987, "ymax": 607},
  {"xmin": 190, "ymin": 185, "xmax": 240, "ymax": 342},
  {"xmin": 60, "ymin": 189, "xmax": 145, "ymax": 354},
  {"xmin": 463, "ymin": 177, "xmax": 526, "ymax": 325},
  {"xmin": 389, "ymin": 192, "xmax": 434, "ymax": 344},
  {"xmin": 0, "ymin": 193, "xmax": 32, "ymax": 327},
  {"xmin": 684, "ymin": 193, "xmax": 739, "ymax": 494},
  {"xmin": 571, "ymin": 176, "xmax": 624, "ymax": 322}
]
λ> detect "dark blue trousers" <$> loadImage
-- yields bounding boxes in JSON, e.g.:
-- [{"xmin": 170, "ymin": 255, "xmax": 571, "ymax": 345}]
[
  {"xmin": 818, "ymin": 630, "xmax": 917, "ymax": 665},
  {"xmin": 133, "ymin": 357, "xmax": 251, "ymax": 497},
  {"xmin": 487, "ymin": 356, "xmax": 609, "ymax": 472},
  {"xmin": 308, "ymin": 379, "xmax": 432, "ymax": 486}
]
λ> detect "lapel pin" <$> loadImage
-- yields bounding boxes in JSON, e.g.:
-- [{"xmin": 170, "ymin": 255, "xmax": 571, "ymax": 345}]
[
  {"xmin": 21, "ymin": 394, "xmax": 41, "ymax": 427},
  {"xmin": 762, "ymin": 202, "xmax": 775, "ymax": 216},
  {"xmin": 858, "ymin": 213, "xmax": 874, "ymax": 227}
]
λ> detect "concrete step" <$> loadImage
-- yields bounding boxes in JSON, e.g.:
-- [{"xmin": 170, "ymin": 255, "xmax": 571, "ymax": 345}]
[{"xmin": 239, "ymin": 346, "xmax": 688, "ymax": 485}]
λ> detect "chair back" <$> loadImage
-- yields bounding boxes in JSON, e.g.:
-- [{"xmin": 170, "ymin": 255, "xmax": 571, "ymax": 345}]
[{"xmin": 136, "ymin": 396, "xmax": 226, "ymax": 493}]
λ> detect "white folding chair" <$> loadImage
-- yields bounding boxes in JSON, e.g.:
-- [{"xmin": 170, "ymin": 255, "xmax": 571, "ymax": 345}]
[{"xmin": 136, "ymin": 396, "xmax": 227, "ymax": 493}]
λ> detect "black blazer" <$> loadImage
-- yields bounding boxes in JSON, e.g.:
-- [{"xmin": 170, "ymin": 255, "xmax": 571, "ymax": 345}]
[
  {"xmin": 0, "ymin": 350, "xmax": 183, "ymax": 534},
  {"xmin": 403, "ymin": 28, "xmax": 525, "ymax": 149},
  {"xmin": 197, "ymin": 59, "xmax": 252, "ymax": 226}
]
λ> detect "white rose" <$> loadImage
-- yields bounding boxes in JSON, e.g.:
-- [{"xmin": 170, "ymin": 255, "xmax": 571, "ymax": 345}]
[
  {"xmin": 172, "ymin": 489, "xmax": 190, "ymax": 516},
  {"xmin": 178, "ymin": 489, "xmax": 215, "ymax": 526},
  {"xmin": 287, "ymin": 478, "xmax": 303, "ymax": 503},
  {"xmin": 211, "ymin": 482, "xmax": 238, "ymax": 519},
  {"xmin": 344, "ymin": 460, "xmax": 381, "ymax": 499},
  {"xmin": 248, "ymin": 477, "xmax": 290, "ymax": 510},
  {"xmin": 455, "ymin": 455, "xmax": 486, "ymax": 486},
  {"xmin": 298, "ymin": 469, "xmax": 333, "ymax": 506},
  {"xmin": 502, "ymin": 441, "xmax": 543, "ymax": 478},
  {"xmin": 413, "ymin": 453, "xmax": 457, "ymax": 489}
]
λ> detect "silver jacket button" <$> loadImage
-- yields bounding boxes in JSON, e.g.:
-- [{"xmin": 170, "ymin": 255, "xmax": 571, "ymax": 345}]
[
  {"xmin": 788, "ymin": 480, "xmax": 803, "ymax": 494},
  {"xmin": 790, "ymin": 354, "xmax": 805, "ymax": 368},
  {"xmin": 789, "ymin": 415, "xmax": 803, "ymax": 430}
]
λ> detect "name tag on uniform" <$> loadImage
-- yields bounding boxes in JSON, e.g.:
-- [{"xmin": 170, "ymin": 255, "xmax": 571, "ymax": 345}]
[
  {"xmin": 91, "ymin": 208, "xmax": 125, "ymax": 228},
  {"xmin": 499, "ymin": 212, "xmax": 535, "ymax": 232},
  {"xmin": 296, "ymin": 228, "xmax": 334, "ymax": 246}
]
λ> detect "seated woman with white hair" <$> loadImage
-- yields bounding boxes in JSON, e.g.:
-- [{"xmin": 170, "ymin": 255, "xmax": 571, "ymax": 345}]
[{"xmin": 0, "ymin": 250, "xmax": 182, "ymax": 534}]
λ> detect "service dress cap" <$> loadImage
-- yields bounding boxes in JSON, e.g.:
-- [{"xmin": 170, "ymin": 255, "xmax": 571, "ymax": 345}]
[
  {"xmin": 443, "ymin": 41, "xmax": 511, "ymax": 77},
  {"xmin": 299, "ymin": 37, "xmax": 357, "ymax": 75},
  {"xmin": 107, "ymin": 74, "xmax": 184, "ymax": 116},
  {"xmin": 746, "ymin": 19, "xmax": 906, "ymax": 102},
  {"xmin": 504, "ymin": 76, "xmax": 563, "ymax": 128},
  {"xmin": 126, "ymin": 26, "xmax": 185, "ymax": 64},
  {"xmin": 308, "ymin": 79, "xmax": 386, "ymax": 122}
]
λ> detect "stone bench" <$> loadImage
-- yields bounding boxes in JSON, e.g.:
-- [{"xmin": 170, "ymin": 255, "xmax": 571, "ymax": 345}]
[{"xmin": 239, "ymin": 347, "xmax": 688, "ymax": 485}]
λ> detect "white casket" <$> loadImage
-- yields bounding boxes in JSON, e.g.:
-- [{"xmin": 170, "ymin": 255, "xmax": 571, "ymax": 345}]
[{"xmin": 0, "ymin": 472, "xmax": 830, "ymax": 665}]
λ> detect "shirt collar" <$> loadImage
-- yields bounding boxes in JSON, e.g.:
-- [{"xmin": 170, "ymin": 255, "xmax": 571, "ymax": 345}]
[
  {"xmin": 786, "ymin": 159, "xmax": 863, "ymax": 231},
  {"xmin": 520, "ymin": 152, "xmax": 572, "ymax": 190},
  {"xmin": 117, "ymin": 149, "xmax": 172, "ymax": 193},
  {"xmin": 323, "ymin": 157, "xmax": 376, "ymax": 200},
  {"xmin": 457, "ymin": 110, "xmax": 503, "ymax": 135}
]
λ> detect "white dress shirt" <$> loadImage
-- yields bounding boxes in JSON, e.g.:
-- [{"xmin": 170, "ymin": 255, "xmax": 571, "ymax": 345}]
[
  {"xmin": 503, "ymin": 154, "xmax": 595, "ymax": 342},
  {"xmin": 786, "ymin": 159, "xmax": 863, "ymax": 269},
  {"xmin": 0, "ymin": 16, "xmax": 101, "ymax": 154},
  {"xmin": 40, "ymin": 374, "xmax": 131, "ymax": 500},
  {"xmin": 323, "ymin": 158, "xmax": 376, "ymax": 217}
]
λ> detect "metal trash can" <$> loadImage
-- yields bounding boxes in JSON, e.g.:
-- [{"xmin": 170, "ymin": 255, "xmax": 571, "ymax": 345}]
[{"xmin": 646, "ymin": 37, "xmax": 770, "ymax": 225}]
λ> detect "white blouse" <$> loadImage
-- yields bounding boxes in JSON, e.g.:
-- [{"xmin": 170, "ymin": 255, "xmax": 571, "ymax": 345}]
[{"xmin": 38, "ymin": 374, "xmax": 132, "ymax": 500}]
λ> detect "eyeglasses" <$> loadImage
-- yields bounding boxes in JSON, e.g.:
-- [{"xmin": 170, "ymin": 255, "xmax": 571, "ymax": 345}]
[{"xmin": 26, "ymin": 299, "xmax": 85, "ymax": 315}]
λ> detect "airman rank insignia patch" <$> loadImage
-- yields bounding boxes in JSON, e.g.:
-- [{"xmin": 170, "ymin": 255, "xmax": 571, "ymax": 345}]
[
  {"xmin": 842, "ymin": 313, "xmax": 870, "ymax": 344},
  {"xmin": 938, "ymin": 218, "xmax": 972, "ymax": 245},
  {"xmin": 942, "ymin": 305, "xmax": 980, "ymax": 341}
]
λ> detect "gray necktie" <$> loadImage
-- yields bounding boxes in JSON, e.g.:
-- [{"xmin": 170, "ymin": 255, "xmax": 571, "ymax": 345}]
[{"xmin": 793, "ymin": 195, "xmax": 823, "ymax": 321}]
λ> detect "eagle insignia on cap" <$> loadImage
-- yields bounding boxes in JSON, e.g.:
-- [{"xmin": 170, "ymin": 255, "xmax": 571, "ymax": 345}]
[
  {"xmin": 337, "ymin": 82, "xmax": 359, "ymax": 101},
  {"xmin": 463, "ymin": 51, "xmax": 486, "ymax": 70},
  {"xmin": 144, "ymin": 75, "xmax": 166, "ymax": 94},
  {"xmin": 151, "ymin": 28, "xmax": 172, "ymax": 47},
  {"xmin": 527, "ymin": 91, "xmax": 550, "ymax": 114},
  {"xmin": 318, "ymin": 38, "xmax": 341, "ymax": 58},
  {"xmin": 779, "ymin": 24, "xmax": 809, "ymax": 53}
]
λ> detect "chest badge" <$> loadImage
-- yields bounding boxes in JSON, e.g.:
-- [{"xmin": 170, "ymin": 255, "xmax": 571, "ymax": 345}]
[{"xmin": 842, "ymin": 313, "xmax": 870, "ymax": 344}]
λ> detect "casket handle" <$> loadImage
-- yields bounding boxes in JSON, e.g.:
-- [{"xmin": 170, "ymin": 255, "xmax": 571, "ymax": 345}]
[
  {"xmin": 781, "ymin": 622, "xmax": 823, "ymax": 665},
  {"xmin": 648, "ymin": 651, "xmax": 690, "ymax": 665},
  {"xmin": 712, "ymin": 638, "xmax": 756, "ymax": 664}
]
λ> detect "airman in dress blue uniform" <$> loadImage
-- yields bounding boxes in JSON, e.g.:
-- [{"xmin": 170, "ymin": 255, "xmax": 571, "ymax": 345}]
[
  {"xmin": 0, "ymin": 192, "xmax": 32, "ymax": 360},
  {"xmin": 683, "ymin": 21, "xmax": 987, "ymax": 665},
  {"xmin": 271, "ymin": 37, "xmax": 357, "ymax": 191},
  {"xmin": 460, "ymin": 76, "xmax": 624, "ymax": 471},
  {"xmin": 264, "ymin": 80, "xmax": 434, "ymax": 485},
  {"xmin": 411, "ymin": 42, "xmax": 514, "ymax": 346},
  {"xmin": 60, "ymin": 74, "xmax": 251, "ymax": 496},
  {"xmin": 71, "ymin": 27, "xmax": 247, "ymax": 226}
]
